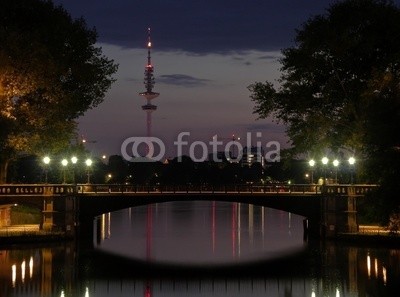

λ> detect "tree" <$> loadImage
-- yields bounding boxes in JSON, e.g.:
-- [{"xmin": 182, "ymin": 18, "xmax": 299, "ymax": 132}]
[
  {"xmin": 249, "ymin": 0, "xmax": 400, "ymax": 158},
  {"xmin": 0, "ymin": 0, "xmax": 118, "ymax": 183},
  {"xmin": 248, "ymin": 0, "xmax": 400, "ymax": 222}
]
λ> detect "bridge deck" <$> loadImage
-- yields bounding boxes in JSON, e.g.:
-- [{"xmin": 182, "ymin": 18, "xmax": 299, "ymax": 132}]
[{"xmin": 0, "ymin": 183, "xmax": 377, "ymax": 197}]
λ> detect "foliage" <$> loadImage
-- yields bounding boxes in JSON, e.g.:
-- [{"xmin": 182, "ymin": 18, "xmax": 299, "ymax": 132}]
[
  {"xmin": 248, "ymin": 0, "xmax": 400, "ymax": 223},
  {"xmin": 0, "ymin": 0, "xmax": 118, "ymax": 182},
  {"xmin": 248, "ymin": 0, "xmax": 400, "ymax": 160}
]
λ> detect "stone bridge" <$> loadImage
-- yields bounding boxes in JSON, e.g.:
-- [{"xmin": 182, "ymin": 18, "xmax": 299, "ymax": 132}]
[{"xmin": 0, "ymin": 184, "xmax": 377, "ymax": 239}]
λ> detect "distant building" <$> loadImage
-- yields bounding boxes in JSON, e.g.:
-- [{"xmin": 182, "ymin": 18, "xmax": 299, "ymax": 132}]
[{"xmin": 239, "ymin": 146, "xmax": 265, "ymax": 168}]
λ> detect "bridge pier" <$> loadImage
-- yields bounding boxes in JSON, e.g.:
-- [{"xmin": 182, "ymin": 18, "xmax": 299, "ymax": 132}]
[
  {"xmin": 320, "ymin": 187, "xmax": 358, "ymax": 238},
  {"xmin": 303, "ymin": 187, "xmax": 360, "ymax": 239},
  {"xmin": 42, "ymin": 195, "xmax": 77, "ymax": 237},
  {"xmin": 321, "ymin": 195, "xmax": 358, "ymax": 237}
]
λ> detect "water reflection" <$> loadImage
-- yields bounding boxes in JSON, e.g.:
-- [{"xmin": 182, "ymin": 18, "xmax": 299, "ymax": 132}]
[
  {"xmin": 94, "ymin": 201, "xmax": 305, "ymax": 265},
  {"xmin": 0, "ymin": 201, "xmax": 400, "ymax": 296}
]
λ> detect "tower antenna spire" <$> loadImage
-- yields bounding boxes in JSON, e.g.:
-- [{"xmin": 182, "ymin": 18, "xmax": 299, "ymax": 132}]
[
  {"xmin": 139, "ymin": 27, "xmax": 160, "ymax": 156},
  {"xmin": 147, "ymin": 27, "xmax": 152, "ymax": 69}
]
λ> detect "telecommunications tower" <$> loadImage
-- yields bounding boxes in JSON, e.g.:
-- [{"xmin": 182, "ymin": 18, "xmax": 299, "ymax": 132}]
[{"xmin": 139, "ymin": 27, "xmax": 160, "ymax": 140}]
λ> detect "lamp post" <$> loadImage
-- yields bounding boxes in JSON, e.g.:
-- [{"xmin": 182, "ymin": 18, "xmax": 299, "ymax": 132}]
[
  {"xmin": 321, "ymin": 157, "xmax": 329, "ymax": 184},
  {"xmin": 348, "ymin": 157, "xmax": 355, "ymax": 184},
  {"xmin": 61, "ymin": 159, "xmax": 68, "ymax": 183},
  {"xmin": 85, "ymin": 158, "xmax": 93, "ymax": 184},
  {"xmin": 43, "ymin": 156, "xmax": 50, "ymax": 183},
  {"xmin": 333, "ymin": 159, "xmax": 339, "ymax": 184},
  {"xmin": 308, "ymin": 159, "xmax": 315, "ymax": 184},
  {"xmin": 71, "ymin": 156, "xmax": 78, "ymax": 184}
]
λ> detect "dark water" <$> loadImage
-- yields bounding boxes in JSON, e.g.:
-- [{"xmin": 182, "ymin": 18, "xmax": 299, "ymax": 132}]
[{"xmin": 1, "ymin": 201, "xmax": 400, "ymax": 297}]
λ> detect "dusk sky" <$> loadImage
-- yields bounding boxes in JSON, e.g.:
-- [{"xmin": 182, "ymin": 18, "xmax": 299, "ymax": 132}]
[{"xmin": 51, "ymin": 0, "xmax": 400, "ymax": 160}]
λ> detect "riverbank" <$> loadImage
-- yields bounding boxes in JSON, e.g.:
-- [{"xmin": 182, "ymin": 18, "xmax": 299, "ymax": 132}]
[
  {"xmin": 0, "ymin": 232, "xmax": 73, "ymax": 245},
  {"xmin": 0, "ymin": 225, "xmax": 72, "ymax": 245},
  {"xmin": 336, "ymin": 232, "xmax": 400, "ymax": 248}
]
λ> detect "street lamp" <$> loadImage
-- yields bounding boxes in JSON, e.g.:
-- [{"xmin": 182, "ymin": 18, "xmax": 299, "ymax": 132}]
[
  {"xmin": 71, "ymin": 156, "xmax": 78, "ymax": 184},
  {"xmin": 85, "ymin": 158, "xmax": 93, "ymax": 184},
  {"xmin": 348, "ymin": 157, "xmax": 356, "ymax": 184},
  {"xmin": 321, "ymin": 157, "xmax": 329, "ymax": 184},
  {"xmin": 43, "ymin": 156, "xmax": 50, "ymax": 183},
  {"xmin": 106, "ymin": 173, "xmax": 112, "ymax": 183},
  {"xmin": 332, "ymin": 159, "xmax": 339, "ymax": 184},
  {"xmin": 308, "ymin": 159, "xmax": 315, "ymax": 184},
  {"xmin": 61, "ymin": 159, "xmax": 68, "ymax": 183}
]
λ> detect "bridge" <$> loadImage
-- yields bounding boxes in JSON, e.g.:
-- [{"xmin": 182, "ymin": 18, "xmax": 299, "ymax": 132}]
[{"xmin": 0, "ymin": 183, "xmax": 377, "ymax": 239}]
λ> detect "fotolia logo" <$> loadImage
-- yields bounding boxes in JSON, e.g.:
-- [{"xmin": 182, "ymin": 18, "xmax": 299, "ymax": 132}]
[{"xmin": 121, "ymin": 132, "xmax": 281, "ymax": 163}]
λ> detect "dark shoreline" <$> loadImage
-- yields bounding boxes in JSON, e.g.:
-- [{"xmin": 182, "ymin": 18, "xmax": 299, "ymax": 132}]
[
  {"xmin": 335, "ymin": 232, "xmax": 400, "ymax": 248},
  {"xmin": 1, "ymin": 232, "xmax": 400, "ymax": 248},
  {"xmin": 0, "ymin": 233, "xmax": 73, "ymax": 246}
]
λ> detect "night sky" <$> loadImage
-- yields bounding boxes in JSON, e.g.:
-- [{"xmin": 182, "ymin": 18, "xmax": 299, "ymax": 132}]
[{"xmin": 51, "ymin": 0, "xmax": 400, "ymax": 160}]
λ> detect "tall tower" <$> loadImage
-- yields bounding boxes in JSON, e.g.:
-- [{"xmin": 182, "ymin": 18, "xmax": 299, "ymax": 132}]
[{"xmin": 139, "ymin": 28, "xmax": 160, "ymax": 141}]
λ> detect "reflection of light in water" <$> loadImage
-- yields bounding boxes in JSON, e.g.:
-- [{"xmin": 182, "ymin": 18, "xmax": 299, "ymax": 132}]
[
  {"xmin": 11, "ymin": 264, "xmax": 16, "ymax": 287},
  {"xmin": 107, "ymin": 212, "xmax": 111, "ymax": 238},
  {"xmin": 238, "ymin": 203, "xmax": 241, "ymax": 258},
  {"xmin": 100, "ymin": 213, "xmax": 111, "ymax": 240},
  {"xmin": 21, "ymin": 260, "xmax": 25, "ymax": 283},
  {"xmin": 367, "ymin": 254, "xmax": 371, "ymax": 278},
  {"xmin": 383, "ymin": 266, "xmax": 387, "ymax": 285},
  {"xmin": 374, "ymin": 258, "xmax": 378, "ymax": 278},
  {"xmin": 336, "ymin": 287, "xmax": 340, "ymax": 297},
  {"xmin": 248, "ymin": 204, "xmax": 253, "ymax": 248},
  {"xmin": 261, "ymin": 206, "xmax": 265, "ymax": 243},
  {"xmin": 288, "ymin": 212, "xmax": 292, "ymax": 236},
  {"xmin": 311, "ymin": 291, "xmax": 316, "ymax": 297},
  {"xmin": 101, "ymin": 214, "xmax": 106, "ymax": 240},
  {"xmin": 29, "ymin": 257, "xmax": 33, "ymax": 278},
  {"xmin": 60, "ymin": 290, "xmax": 65, "ymax": 297},
  {"xmin": 85, "ymin": 287, "xmax": 89, "ymax": 297}
]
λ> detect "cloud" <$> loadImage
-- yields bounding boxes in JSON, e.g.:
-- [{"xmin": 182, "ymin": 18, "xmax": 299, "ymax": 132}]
[
  {"xmin": 157, "ymin": 74, "xmax": 211, "ymax": 87},
  {"xmin": 244, "ymin": 122, "xmax": 287, "ymax": 134},
  {"xmin": 258, "ymin": 54, "xmax": 282, "ymax": 61}
]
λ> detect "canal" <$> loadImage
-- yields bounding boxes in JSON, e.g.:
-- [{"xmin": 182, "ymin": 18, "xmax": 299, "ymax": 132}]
[{"xmin": 1, "ymin": 200, "xmax": 399, "ymax": 296}]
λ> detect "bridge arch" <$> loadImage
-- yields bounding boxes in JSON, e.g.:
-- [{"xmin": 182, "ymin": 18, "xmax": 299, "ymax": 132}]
[{"xmin": 0, "ymin": 184, "xmax": 378, "ymax": 239}]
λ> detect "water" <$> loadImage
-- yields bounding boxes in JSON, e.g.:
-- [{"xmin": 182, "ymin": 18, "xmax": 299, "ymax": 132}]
[{"xmin": 1, "ymin": 201, "xmax": 399, "ymax": 297}]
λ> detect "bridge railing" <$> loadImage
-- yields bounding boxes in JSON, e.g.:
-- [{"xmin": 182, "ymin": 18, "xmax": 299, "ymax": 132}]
[
  {"xmin": 323, "ymin": 184, "xmax": 378, "ymax": 195},
  {"xmin": 0, "ymin": 184, "xmax": 75, "ymax": 196},
  {"xmin": 0, "ymin": 183, "xmax": 378, "ymax": 196},
  {"xmin": 77, "ymin": 183, "xmax": 325, "ymax": 194}
]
